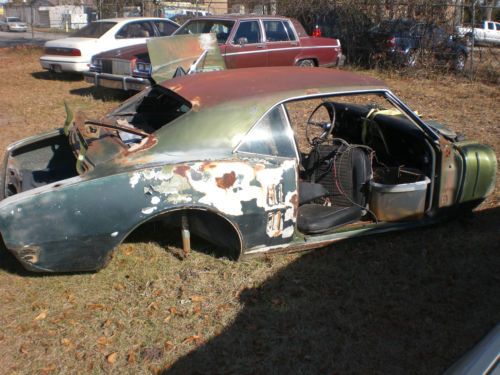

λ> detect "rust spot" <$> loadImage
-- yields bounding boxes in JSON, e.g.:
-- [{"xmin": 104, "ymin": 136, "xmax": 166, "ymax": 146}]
[
  {"xmin": 169, "ymin": 84, "xmax": 183, "ymax": 92},
  {"xmin": 290, "ymin": 192, "xmax": 299, "ymax": 217},
  {"xmin": 191, "ymin": 96, "xmax": 202, "ymax": 112},
  {"xmin": 201, "ymin": 162, "xmax": 217, "ymax": 170},
  {"xmin": 174, "ymin": 165, "xmax": 191, "ymax": 177},
  {"xmin": 126, "ymin": 136, "xmax": 158, "ymax": 154},
  {"xmin": 305, "ymin": 88, "xmax": 320, "ymax": 95},
  {"xmin": 254, "ymin": 164, "xmax": 265, "ymax": 172},
  {"xmin": 215, "ymin": 171, "xmax": 236, "ymax": 189}
]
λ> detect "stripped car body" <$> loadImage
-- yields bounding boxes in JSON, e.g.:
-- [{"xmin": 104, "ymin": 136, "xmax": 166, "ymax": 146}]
[{"xmin": 0, "ymin": 67, "xmax": 496, "ymax": 272}]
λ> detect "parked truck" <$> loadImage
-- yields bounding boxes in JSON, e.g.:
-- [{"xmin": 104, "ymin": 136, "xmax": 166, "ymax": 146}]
[{"xmin": 456, "ymin": 21, "xmax": 500, "ymax": 46}]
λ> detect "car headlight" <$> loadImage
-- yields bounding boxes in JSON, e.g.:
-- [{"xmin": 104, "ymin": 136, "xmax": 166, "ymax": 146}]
[
  {"xmin": 135, "ymin": 62, "xmax": 151, "ymax": 73},
  {"xmin": 91, "ymin": 57, "xmax": 102, "ymax": 67}
]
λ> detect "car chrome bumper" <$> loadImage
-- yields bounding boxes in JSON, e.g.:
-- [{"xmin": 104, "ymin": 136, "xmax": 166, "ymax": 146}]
[
  {"xmin": 83, "ymin": 72, "xmax": 150, "ymax": 92},
  {"xmin": 40, "ymin": 57, "xmax": 90, "ymax": 73}
]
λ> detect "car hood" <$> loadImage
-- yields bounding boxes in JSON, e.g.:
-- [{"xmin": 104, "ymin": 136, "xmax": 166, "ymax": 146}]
[
  {"xmin": 94, "ymin": 43, "xmax": 148, "ymax": 59},
  {"xmin": 148, "ymin": 33, "xmax": 225, "ymax": 83}
]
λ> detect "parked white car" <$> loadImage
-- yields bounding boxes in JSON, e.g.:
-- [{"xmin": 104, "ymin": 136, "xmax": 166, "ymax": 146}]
[
  {"xmin": 456, "ymin": 21, "xmax": 500, "ymax": 46},
  {"xmin": 0, "ymin": 16, "xmax": 28, "ymax": 32},
  {"xmin": 40, "ymin": 17, "xmax": 178, "ymax": 73}
]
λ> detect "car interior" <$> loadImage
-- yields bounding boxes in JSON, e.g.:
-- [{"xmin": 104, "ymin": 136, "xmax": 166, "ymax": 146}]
[{"xmin": 284, "ymin": 94, "xmax": 434, "ymax": 234}]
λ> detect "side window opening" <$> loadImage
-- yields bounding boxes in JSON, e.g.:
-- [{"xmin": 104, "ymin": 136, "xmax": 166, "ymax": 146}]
[
  {"xmin": 284, "ymin": 21, "xmax": 297, "ymax": 41},
  {"xmin": 154, "ymin": 20, "xmax": 178, "ymax": 36},
  {"xmin": 264, "ymin": 20, "xmax": 290, "ymax": 42},
  {"xmin": 236, "ymin": 105, "xmax": 296, "ymax": 158},
  {"xmin": 233, "ymin": 20, "xmax": 261, "ymax": 44},
  {"xmin": 116, "ymin": 22, "xmax": 153, "ymax": 39}
]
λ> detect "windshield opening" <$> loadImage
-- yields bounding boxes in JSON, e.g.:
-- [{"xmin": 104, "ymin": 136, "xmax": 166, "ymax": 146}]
[
  {"xmin": 175, "ymin": 19, "xmax": 235, "ymax": 43},
  {"xmin": 7, "ymin": 17, "xmax": 22, "ymax": 22},
  {"xmin": 72, "ymin": 21, "xmax": 116, "ymax": 38}
]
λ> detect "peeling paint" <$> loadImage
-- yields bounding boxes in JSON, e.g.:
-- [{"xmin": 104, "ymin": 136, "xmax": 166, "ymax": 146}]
[
  {"xmin": 127, "ymin": 159, "xmax": 297, "ymax": 240},
  {"xmin": 142, "ymin": 207, "xmax": 158, "ymax": 215}
]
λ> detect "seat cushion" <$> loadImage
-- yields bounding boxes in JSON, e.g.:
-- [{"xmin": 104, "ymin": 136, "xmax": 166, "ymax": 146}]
[{"xmin": 297, "ymin": 204, "xmax": 363, "ymax": 234}]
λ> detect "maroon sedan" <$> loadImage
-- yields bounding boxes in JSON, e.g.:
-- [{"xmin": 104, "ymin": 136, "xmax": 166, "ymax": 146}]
[{"xmin": 84, "ymin": 15, "xmax": 344, "ymax": 91}]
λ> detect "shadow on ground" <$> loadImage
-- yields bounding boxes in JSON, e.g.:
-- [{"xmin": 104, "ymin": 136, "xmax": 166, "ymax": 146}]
[
  {"xmin": 161, "ymin": 207, "xmax": 500, "ymax": 375},
  {"xmin": 31, "ymin": 70, "xmax": 83, "ymax": 82}
]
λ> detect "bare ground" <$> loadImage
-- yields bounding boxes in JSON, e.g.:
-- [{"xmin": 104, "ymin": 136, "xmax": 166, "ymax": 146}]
[{"xmin": 0, "ymin": 47, "xmax": 498, "ymax": 374}]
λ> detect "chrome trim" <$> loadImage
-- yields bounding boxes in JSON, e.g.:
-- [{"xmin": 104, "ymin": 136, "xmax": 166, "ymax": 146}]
[
  {"xmin": 83, "ymin": 71, "xmax": 151, "ymax": 91},
  {"xmin": 223, "ymin": 44, "xmax": 339, "ymax": 57}
]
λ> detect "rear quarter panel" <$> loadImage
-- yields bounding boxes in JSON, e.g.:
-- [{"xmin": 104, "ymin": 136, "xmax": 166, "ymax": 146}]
[{"xmin": 296, "ymin": 37, "xmax": 340, "ymax": 66}]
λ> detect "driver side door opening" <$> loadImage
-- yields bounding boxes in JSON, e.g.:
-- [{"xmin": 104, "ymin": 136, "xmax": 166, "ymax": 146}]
[{"xmin": 282, "ymin": 92, "xmax": 435, "ymax": 235}]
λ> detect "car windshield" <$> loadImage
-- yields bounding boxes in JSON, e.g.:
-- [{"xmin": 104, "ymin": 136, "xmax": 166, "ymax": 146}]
[
  {"xmin": 7, "ymin": 17, "xmax": 22, "ymax": 22},
  {"xmin": 72, "ymin": 21, "xmax": 116, "ymax": 38},
  {"xmin": 175, "ymin": 19, "xmax": 235, "ymax": 43}
]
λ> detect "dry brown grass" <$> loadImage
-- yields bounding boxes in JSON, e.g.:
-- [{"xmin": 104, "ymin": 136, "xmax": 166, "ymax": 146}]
[{"xmin": 0, "ymin": 47, "xmax": 498, "ymax": 374}]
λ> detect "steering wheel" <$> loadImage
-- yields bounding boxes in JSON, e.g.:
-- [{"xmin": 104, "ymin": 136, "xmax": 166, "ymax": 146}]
[{"xmin": 306, "ymin": 101, "xmax": 336, "ymax": 146}]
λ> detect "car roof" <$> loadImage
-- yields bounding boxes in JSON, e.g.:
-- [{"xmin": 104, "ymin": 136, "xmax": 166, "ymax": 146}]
[
  {"xmin": 95, "ymin": 17, "xmax": 167, "ymax": 23},
  {"xmin": 162, "ymin": 67, "xmax": 386, "ymax": 110},
  {"xmin": 153, "ymin": 68, "xmax": 387, "ymax": 155},
  {"xmin": 191, "ymin": 14, "xmax": 293, "ymax": 21}
]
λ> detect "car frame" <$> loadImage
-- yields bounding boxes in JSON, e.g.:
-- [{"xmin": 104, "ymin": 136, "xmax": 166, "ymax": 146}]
[
  {"xmin": 39, "ymin": 17, "xmax": 178, "ymax": 73},
  {"xmin": 83, "ymin": 15, "xmax": 344, "ymax": 92},
  {"xmin": 0, "ymin": 67, "xmax": 496, "ymax": 272}
]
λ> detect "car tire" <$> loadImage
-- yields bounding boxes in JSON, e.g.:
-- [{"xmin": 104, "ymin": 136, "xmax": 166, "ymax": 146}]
[
  {"xmin": 454, "ymin": 52, "xmax": 467, "ymax": 72},
  {"xmin": 297, "ymin": 59, "xmax": 316, "ymax": 67}
]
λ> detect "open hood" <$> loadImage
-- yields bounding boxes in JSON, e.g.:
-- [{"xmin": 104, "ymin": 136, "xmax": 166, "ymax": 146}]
[{"xmin": 147, "ymin": 33, "xmax": 226, "ymax": 83}]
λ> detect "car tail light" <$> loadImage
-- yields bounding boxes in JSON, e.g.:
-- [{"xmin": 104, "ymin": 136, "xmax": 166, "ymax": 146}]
[
  {"xmin": 312, "ymin": 25, "xmax": 322, "ymax": 37},
  {"xmin": 44, "ymin": 47, "xmax": 81, "ymax": 56},
  {"xmin": 386, "ymin": 36, "xmax": 396, "ymax": 48}
]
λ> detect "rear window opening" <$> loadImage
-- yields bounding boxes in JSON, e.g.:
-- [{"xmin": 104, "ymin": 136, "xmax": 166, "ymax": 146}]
[
  {"xmin": 71, "ymin": 22, "xmax": 116, "ymax": 38},
  {"xmin": 108, "ymin": 86, "xmax": 191, "ymax": 145}
]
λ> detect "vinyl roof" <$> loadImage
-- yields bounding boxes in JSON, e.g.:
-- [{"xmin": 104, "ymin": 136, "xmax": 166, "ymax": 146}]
[{"xmin": 162, "ymin": 67, "xmax": 387, "ymax": 110}]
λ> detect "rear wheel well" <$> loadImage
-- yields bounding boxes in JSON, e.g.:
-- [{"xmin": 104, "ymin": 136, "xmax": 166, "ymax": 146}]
[
  {"xmin": 296, "ymin": 58, "xmax": 317, "ymax": 67},
  {"xmin": 128, "ymin": 208, "xmax": 243, "ymax": 260}
]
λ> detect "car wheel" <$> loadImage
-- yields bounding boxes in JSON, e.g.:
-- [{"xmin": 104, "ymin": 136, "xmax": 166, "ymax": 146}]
[
  {"xmin": 297, "ymin": 59, "xmax": 315, "ymax": 68},
  {"xmin": 454, "ymin": 52, "xmax": 467, "ymax": 72}
]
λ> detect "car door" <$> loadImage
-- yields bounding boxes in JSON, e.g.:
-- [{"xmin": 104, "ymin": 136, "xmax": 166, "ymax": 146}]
[
  {"xmin": 263, "ymin": 19, "xmax": 300, "ymax": 66},
  {"xmin": 224, "ymin": 19, "xmax": 267, "ymax": 68}
]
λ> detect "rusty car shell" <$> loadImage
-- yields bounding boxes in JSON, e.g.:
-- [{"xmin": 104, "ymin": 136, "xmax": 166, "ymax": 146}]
[{"xmin": 0, "ymin": 67, "xmax": 496, "ymax": 272}]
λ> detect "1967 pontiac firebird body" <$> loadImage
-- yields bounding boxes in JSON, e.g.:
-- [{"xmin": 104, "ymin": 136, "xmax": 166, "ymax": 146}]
[{"xmin": 0, "ymin": 67, "xmax": 496, "ymax": 272}]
